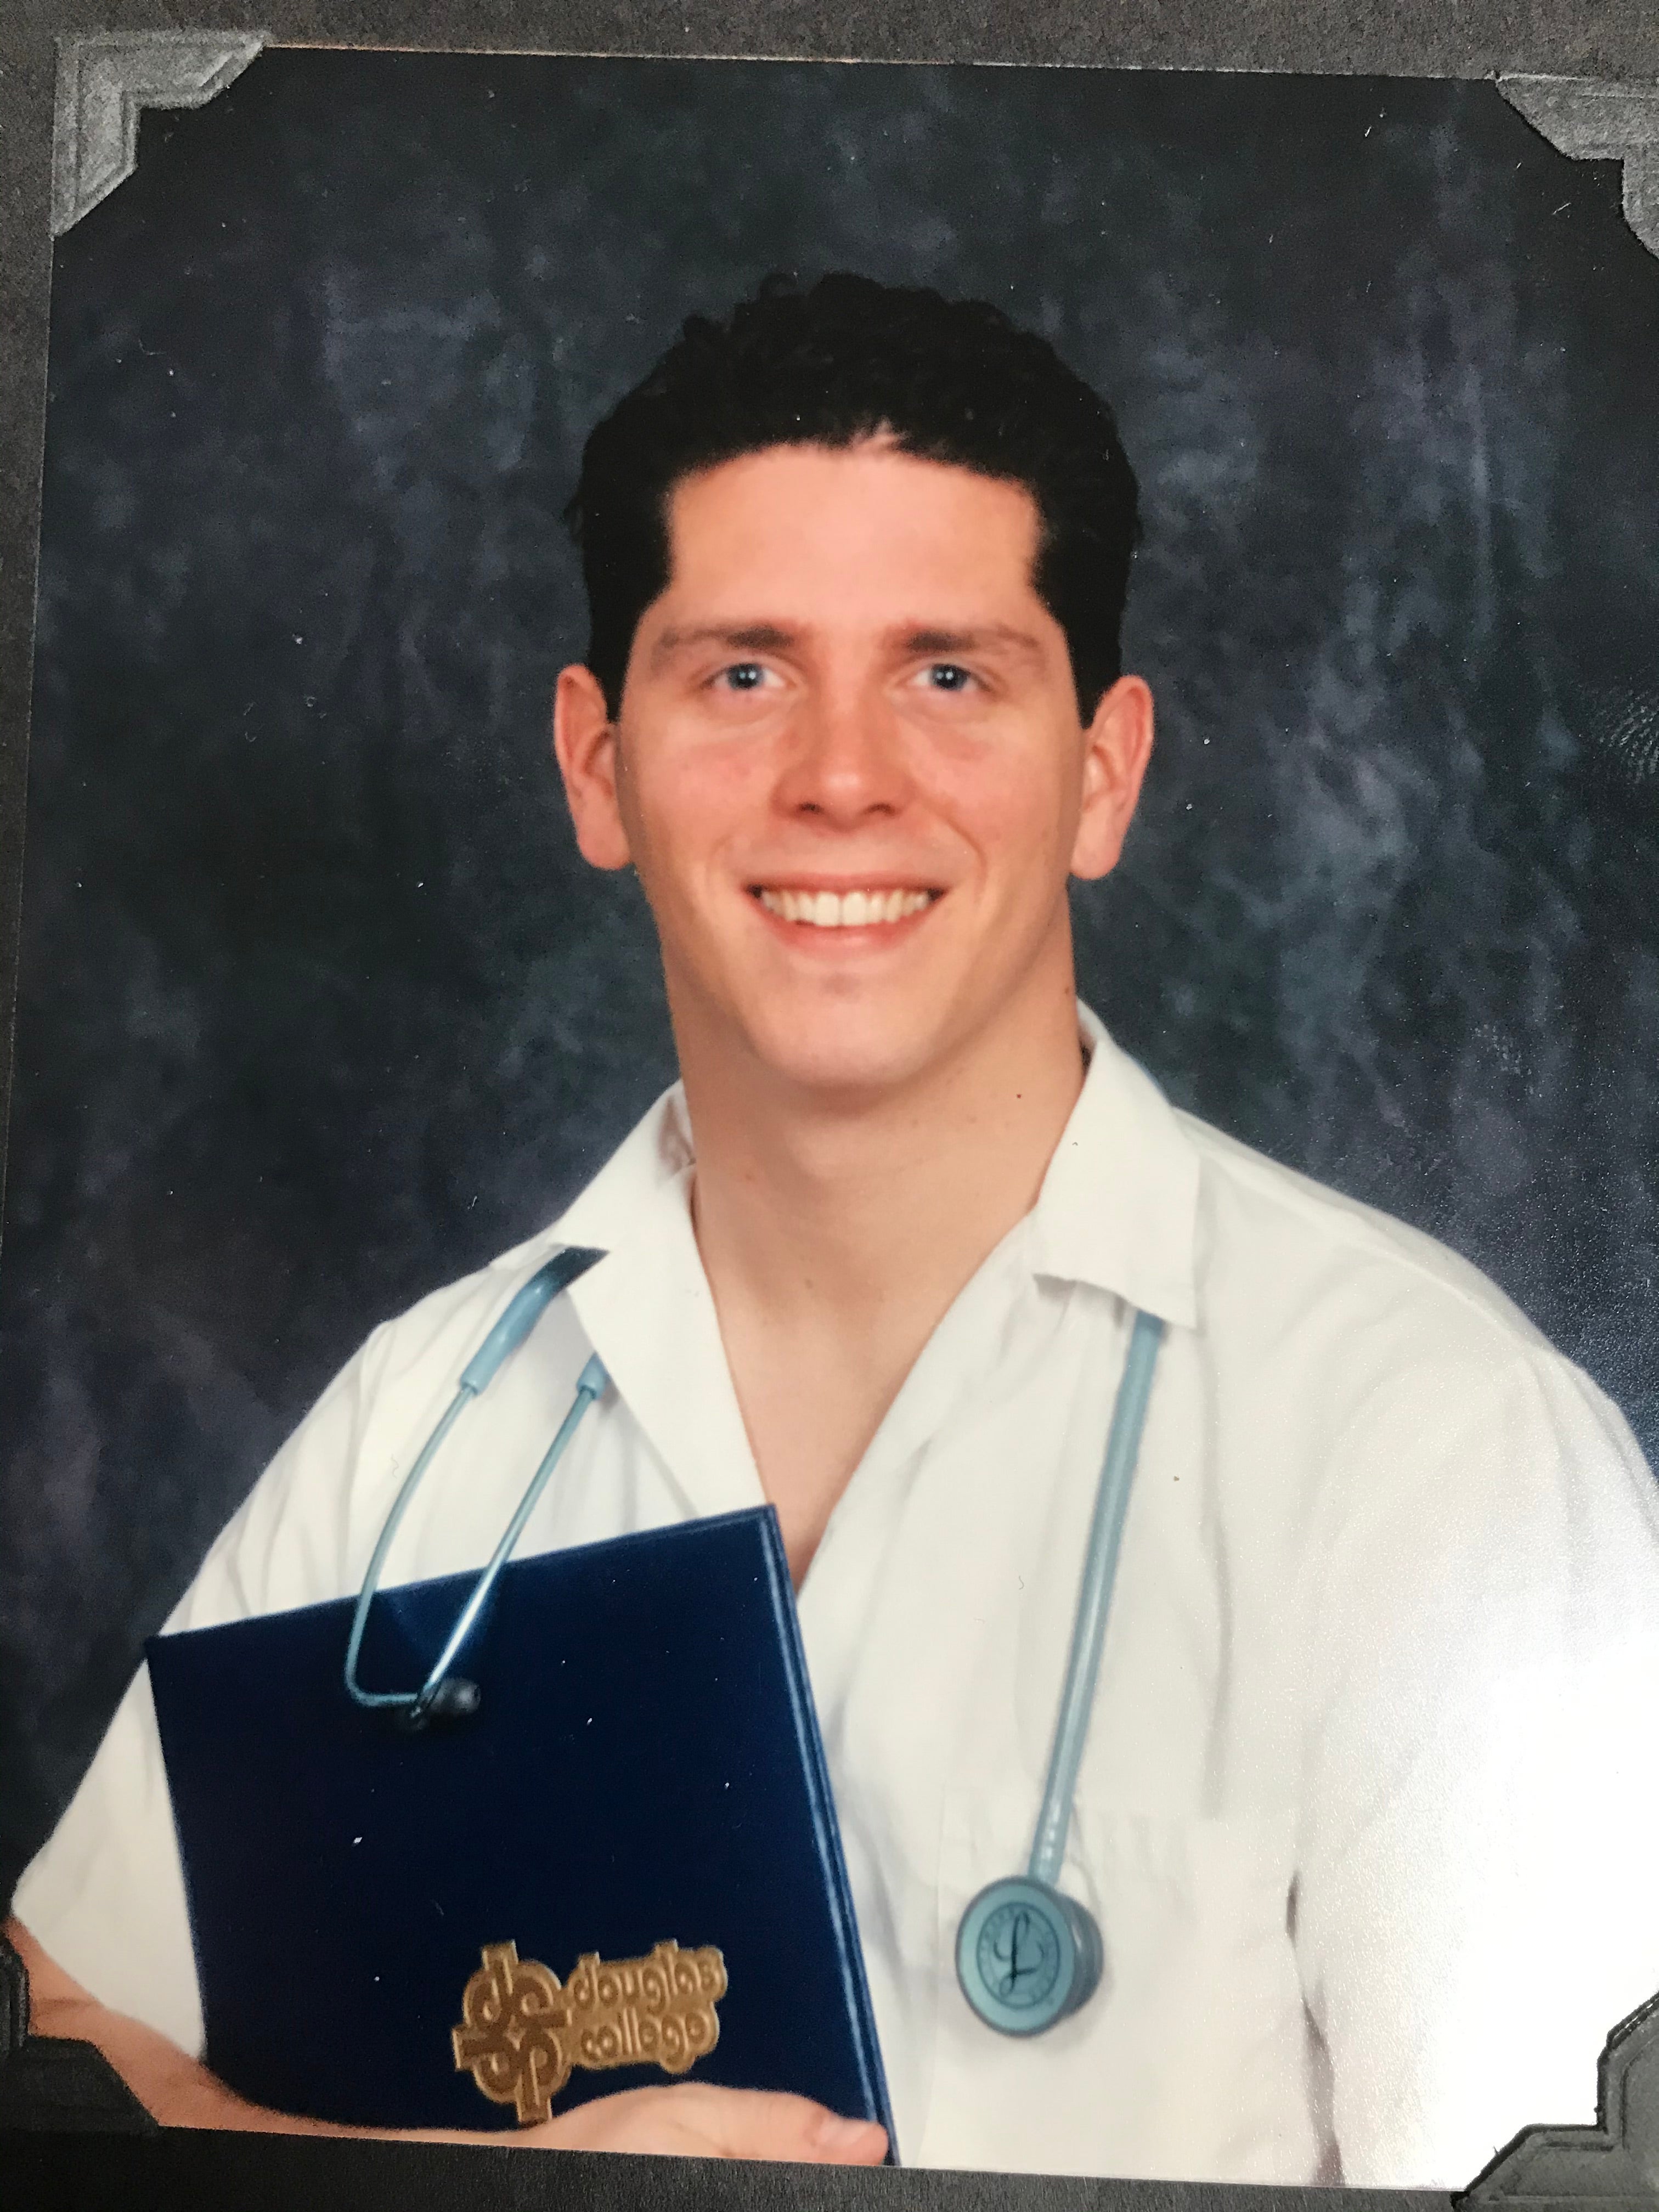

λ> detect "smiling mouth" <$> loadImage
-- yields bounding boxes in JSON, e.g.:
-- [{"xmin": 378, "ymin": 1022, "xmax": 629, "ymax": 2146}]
[{"xmin": 752, "ymin": 887, "xmax": 941, "ymax": 929}]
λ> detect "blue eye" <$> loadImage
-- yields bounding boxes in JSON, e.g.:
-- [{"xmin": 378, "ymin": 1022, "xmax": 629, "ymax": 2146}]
[
  {"xmin": 924, "ymin": 663, "xmax": 974, "ymax": 691},
  {"xmin": 720, "ymin": 662, "xmax": 768, "ymax": 690}
]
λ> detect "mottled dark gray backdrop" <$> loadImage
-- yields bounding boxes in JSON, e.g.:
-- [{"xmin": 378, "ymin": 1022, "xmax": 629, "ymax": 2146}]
[{"xmin": 3, "ymin": 53, "xmax": 1657, "ymax": 1901}]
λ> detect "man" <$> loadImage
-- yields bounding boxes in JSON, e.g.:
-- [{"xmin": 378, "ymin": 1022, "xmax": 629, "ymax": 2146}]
[{"xmin": 9, "ymin": 273, "xmax": 1659, "ymax": 2183}]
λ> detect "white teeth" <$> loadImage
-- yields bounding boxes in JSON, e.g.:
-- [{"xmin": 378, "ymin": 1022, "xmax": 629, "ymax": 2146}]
[{"xmin": 757, "ymin": 888, "xmax": 935, "ymax": 928}]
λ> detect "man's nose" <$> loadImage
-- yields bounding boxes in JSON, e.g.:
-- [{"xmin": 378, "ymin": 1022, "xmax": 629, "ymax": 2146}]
[{"xmin": 774, "ymin": 682, "xmax": 910, "ymax": 825}]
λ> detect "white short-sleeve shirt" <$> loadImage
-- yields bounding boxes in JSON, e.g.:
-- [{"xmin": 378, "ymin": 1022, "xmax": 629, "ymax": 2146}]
[{"xmin": 16, "ymin": 1005, "xmax": 1659, "ymax": 2186}]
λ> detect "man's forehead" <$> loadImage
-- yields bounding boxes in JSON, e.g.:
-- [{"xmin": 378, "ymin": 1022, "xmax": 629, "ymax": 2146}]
[{"xmin": 664, "ymin": 440, "xmax": 1041, "ymax": 538}]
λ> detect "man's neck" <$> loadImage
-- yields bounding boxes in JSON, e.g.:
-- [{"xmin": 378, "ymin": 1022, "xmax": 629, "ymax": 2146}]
[{"xmin": 673, "ymin": 972, "xmax": 1089, "ymax": 1581}]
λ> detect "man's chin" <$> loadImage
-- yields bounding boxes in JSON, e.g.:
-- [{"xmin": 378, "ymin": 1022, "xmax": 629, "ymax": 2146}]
[{"xmin": 735, "ymin": 1016, "xmax": 957, "ymax": 1105}]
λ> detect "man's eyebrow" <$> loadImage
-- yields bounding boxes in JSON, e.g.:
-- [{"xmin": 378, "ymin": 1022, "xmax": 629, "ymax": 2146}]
[
  {"xmin": 648, "ymin": 622, "xmax": 798, "ymax": 668},
  {"xmin": 897, "ymin": 624, "xmax": 1045, "ymax": 661}
]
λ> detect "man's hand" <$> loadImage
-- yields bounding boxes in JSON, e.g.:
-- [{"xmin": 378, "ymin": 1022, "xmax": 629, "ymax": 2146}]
[
  {"xmin": 4, "ymin": 1917, "xmax": 886, "ymax": 2162},
  {"xmin": 521, "ymin": 2081, "xmax": 887, "ymax": 2161}
]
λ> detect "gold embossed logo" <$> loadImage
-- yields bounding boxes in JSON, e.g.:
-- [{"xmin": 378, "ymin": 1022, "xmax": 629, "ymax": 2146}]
[{"xmin": 452, "ymin": 1939, "xmax": 727, "ymax": 2124}]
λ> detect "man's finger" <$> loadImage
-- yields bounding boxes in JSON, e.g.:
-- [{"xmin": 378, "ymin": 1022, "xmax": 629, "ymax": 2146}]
[
  {"xmin": 702, "ymin": 2086, "xmax": 887, "ymax": 2164},
  {"xmin": 541, "ymin": 2081, "xmax": 888, "ymax": 2163}
]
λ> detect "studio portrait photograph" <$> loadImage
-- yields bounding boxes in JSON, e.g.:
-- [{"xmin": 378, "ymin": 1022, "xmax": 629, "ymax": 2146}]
[{"xmin": 3, "ymin": 39, "xmax": 1659, "ymax": 2194}]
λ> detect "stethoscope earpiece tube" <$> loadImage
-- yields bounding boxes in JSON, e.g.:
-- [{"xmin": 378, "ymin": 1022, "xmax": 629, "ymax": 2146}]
[
  {"xmin": 400, "ymin": 1351, "xmax": 608, "ymax": 1724},
  {"xmin": 343, "ymin": 1247, "xmax": 607, "ymax": 1724},
  {"xmin": 956, "ymin": 1308, "xmax": 1165, "ymax": 2034}
]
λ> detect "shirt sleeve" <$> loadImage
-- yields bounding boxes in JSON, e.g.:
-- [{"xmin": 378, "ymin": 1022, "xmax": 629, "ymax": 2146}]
[
  {"xmin": 8, "ymin": 1322, "xmax": 394, "ymax": 2057},
  {"xmin": 1291, "ymin": 1340, "xmax": 1659, "ymax": 2188}
]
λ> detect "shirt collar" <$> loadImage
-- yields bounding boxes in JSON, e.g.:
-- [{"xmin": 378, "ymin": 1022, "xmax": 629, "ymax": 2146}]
[
  {"xmin": 549, "ymin": 1101, "xmax": 763, "ymax": 1523},
  {"xmin": 551, "ymin": 1081, "xmax": 698, "ymax": 1256},
  {"xmin": 1027, "ymin": 1003, "xmax": 1199, "ymax": 1329},
  {"xmin": 550, "ymin": 996, "xmax": 1201, "ymax": 1331}
]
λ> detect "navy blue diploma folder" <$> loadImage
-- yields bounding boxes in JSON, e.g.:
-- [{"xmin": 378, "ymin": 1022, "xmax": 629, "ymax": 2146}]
[{"xmin": 146, "ymin": 1506, "xmax": 894, "ymax": 2143}]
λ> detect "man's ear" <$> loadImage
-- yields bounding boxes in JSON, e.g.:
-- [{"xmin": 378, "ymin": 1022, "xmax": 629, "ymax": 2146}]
[
  {"xmin": 1069, "ymin": 674, "xmax": 1155, "ymax": 882},
  {"xmin": 553, "ymin": 664, "xmax": 634, "ymax": 871}
]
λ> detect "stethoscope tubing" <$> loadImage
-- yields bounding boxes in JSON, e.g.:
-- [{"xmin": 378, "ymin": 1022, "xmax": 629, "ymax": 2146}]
[
  {"xmin": 343, "ymin": 1245, "xmax": 605, "ymax": 1720},
  {"xmin": 414, "ymin": 1352, "xmax": 608, "ymax": 1710},
  {"xmin": 343, "ymin": 1387, "xmax": 475, "ymax": 1711},
  {"xmin": 1027, "ymin": 1307, "xmax": 1165, "ymax": 1884}
]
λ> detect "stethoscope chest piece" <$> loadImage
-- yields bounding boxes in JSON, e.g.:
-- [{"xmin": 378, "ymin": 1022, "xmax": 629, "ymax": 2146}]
[{"xmin": 956, "ymin": 1876, "xmax": 1104, "ymax": 2035}]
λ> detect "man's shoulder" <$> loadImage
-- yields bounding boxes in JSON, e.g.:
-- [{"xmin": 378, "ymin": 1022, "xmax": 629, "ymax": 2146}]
[
  {"xmin": 1171, "ymin": 1102, "xmax": 1554, "ymax": 1365},
  {"xmin": 1165, "ymin": 1104, "xmax": 1658, "ymax": 1511}
]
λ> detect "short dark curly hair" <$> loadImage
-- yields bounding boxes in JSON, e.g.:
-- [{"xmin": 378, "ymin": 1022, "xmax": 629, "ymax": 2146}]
[{"xmin": 563, "ymin": 273, "xmax": 1141, "ymax": 721}]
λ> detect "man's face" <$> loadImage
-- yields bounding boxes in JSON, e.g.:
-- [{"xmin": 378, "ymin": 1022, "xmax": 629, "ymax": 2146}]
[{"xmin": 555, "ymin": 441, "xmax": 1151, "ymax": 1102}]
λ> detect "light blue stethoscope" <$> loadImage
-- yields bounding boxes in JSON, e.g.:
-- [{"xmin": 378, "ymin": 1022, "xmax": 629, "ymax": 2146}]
[{"xmin": 343, "ymin": 1245, "xmax": 1165, "ymax": 2039}]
